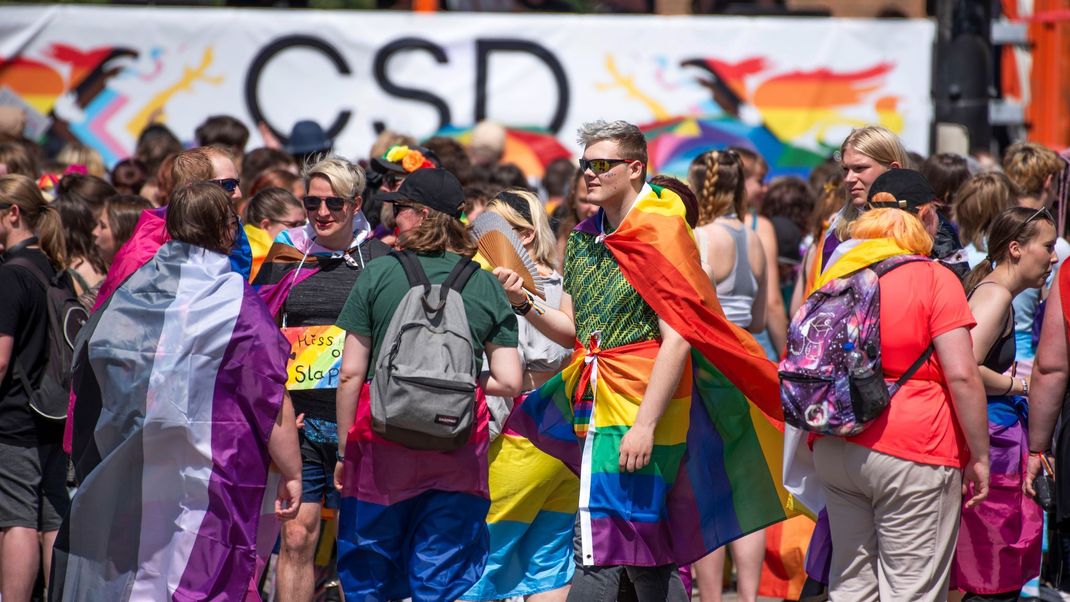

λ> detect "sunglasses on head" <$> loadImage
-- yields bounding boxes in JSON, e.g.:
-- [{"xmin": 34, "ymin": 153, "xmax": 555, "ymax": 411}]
[
  {"xmin": 212, "ymin": 178, "xmax": 241, "ymax": 194},
  {"xmin": 1026, "ymin": 206, "xmax": 1055, "ymax": 224},
  {"xmin": 303, "ymin": 196, "xmax": 348, "ymax": 212},
  {"xmin": 579, "ymin": 158, "xmax": 633, "ymax": 175}
]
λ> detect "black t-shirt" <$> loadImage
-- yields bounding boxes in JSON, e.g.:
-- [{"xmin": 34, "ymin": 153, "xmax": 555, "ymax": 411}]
[
  {"xmin": 282, "ymin": 238, "xmax": 390, "ymax": 420},
  {"xmin": 0, "ymin": 246, "xmax": 64, "ymax": 445}
]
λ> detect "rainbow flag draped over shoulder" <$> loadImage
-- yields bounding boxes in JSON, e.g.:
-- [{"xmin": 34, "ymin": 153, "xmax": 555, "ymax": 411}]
[
  {"xmin": 511, "ymin": 184, "xmax": 791, "ymax": 567},
  {"xmin": 54, "ymin": 241, "xmax": 289, "ymax": 601}
]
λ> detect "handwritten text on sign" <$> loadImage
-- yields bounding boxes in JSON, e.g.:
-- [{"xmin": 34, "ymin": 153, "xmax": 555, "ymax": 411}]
[{"xmin": 282, "ymin": 325, "xmax": 344, "ymax": 390}]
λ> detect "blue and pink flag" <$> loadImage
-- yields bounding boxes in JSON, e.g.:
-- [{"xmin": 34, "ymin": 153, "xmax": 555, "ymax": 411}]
[{"xmin": 54, "ymin": 241, "xmax": 289, "ymax": 601}]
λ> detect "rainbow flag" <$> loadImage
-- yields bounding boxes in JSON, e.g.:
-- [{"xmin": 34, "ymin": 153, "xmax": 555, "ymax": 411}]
[
  {"xmin": 462, "ymin": 425, "xmax": 579, "ymax": 600},
  {"xmin": 54, "ymin": 241, "xmax": 288, "ymax": 600},
  {"xmin": 511, "ymin": 184, "xmax": 791, "ymax": 567},
  {"xmin": 337, "ymin": 384, "xmax": 493, "ymax": 600}
]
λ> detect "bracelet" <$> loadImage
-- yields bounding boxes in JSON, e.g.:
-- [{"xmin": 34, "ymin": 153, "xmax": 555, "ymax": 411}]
[
  {"xmin": 1001, "ymin": 376, "xmax": 1015, "ymax": 396},
  {"xmin": 1021, "ymin": 378, "xmax": 1030, "ymax": 396},
  {"xmin": 511, "ymin": 298, "xmax": 533, "ymax": 316}
]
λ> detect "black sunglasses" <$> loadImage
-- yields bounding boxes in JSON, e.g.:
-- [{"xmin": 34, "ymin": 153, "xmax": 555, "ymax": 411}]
[
  {"xmin": 303, "ymin": 196, "xmax": 348, "ymax": 212},
  {"xmin": 391, "ymin": 202, "xmax": 415, "ymax": 213},
  {"xmin": 212, "ymin": 178, "xmax": 241, "ymax": 194},
  {"xmin": 0, "ymin": 202, "xmax": 11, "ymax": 211},
  {"xmin": 579, "ymin": 158, "xmax": 633, "ymax": 175}
]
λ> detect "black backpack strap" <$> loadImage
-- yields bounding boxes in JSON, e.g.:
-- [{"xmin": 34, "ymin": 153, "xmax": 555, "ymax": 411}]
[
  {"xmin": 4, "ymin": 256, "xmax": 53, "ymax": 289},
  {"xmin": 390, "ymin": 250, "xmax": 431, "ymax": 295},
  {"xmin": 438, "ymin": 258, "xmax": 479, "ymax": 305},
  {"xmin": 871, "ymin": 255, "xmax": 930, "ymax": 278},
  {"xmin": 895, "ymin": 345, "xmax": 935, "ymax": 388}
]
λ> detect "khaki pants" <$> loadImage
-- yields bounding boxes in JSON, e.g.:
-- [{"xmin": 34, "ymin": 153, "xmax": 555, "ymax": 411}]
[{"xmin": 813, "ymin": 438, "xmax": 962, "ymax": 602}]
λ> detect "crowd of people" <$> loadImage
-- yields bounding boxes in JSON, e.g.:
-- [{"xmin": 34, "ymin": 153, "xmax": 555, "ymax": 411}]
[{"xmin": 1, "ymin": 109, "xmax": 1069, "ymax": 602}]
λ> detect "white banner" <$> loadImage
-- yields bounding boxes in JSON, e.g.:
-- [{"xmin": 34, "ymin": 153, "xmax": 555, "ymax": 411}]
[{"xmin": 0, "ymin": 6, "xmax": 934, "ymax": 172}]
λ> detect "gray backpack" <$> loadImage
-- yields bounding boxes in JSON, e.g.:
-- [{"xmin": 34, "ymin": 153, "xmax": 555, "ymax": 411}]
[{"xmin": 370, "ymin": 251, "xmax": 480, "ymax": 451}]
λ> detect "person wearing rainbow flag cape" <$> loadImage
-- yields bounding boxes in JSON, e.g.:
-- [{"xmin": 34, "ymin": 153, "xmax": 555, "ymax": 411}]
[{"xmin": 503, "ymin": 120, "xmax": 791, "ymax": 600}]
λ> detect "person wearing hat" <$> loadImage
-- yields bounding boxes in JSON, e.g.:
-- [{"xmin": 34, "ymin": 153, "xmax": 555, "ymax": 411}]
[
  {"xmin": 805, "ymin": 168, "xmax": 990, "ymax": 601},
  {"xmin": 285, "ymin": 120, "xmax": 333, "ymax": 165},
  {"xmin": 332, "ymin": 168, "xmax": 522, "ymax": 602},
  {"xmin": 366, "ymin": 144, "xmax": 440, "ymax": 244}
]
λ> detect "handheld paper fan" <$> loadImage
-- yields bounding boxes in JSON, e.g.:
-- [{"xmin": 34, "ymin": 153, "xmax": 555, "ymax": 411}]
[{"xmin": 470, "ymin": 211, "xmax": 546, "ymax": 299}]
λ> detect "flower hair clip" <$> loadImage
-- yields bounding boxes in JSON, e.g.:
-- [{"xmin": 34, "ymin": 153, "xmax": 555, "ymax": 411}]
[{"xmin": 383, "ymin": 145, "xmax": 435, "ymax": 173}]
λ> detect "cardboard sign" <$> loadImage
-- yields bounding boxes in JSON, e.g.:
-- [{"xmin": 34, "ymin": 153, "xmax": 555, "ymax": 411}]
[{"xmin": 282, "ymin": 325, "xmax": 344, "ymax": 390}]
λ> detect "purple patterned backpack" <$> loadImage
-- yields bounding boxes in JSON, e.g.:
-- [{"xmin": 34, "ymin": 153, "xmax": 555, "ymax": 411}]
[{"xmin": 779, "ymin": 254, "xmax": 934, "ymax": 436}]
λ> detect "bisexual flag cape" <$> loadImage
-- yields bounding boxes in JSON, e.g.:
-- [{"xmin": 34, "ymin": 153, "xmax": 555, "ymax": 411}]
[
  {"xmin": 253, "ymin": 212, "xmax": 373, "ymax": 318},
  {"xmin": 64, "ymin": 207, "xmax": 253, "ymax": 453},
  {"xmin": 511, "ymin": 184, "xmax": 792, "ymax": 567},
  {"xmin": 53, "ymin": 241, "xmax": 289, "ymax": 602}
]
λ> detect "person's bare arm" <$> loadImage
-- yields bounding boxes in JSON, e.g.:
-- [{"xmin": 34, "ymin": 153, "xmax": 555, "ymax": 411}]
[
  {"xmin": 0, "ymin": 334, "xmax": 12, "ymax": 384},
  {"xmin": 268, "ymin": 391, "xmax": 302, "ymax": 520},
  {"xmin": 619, "ymin": 319, "xmax": 690, "ymax": 472},
  {"xmin": 755, "ymin": 217, "xmax": 787, "ymax": 354},
  {"xmin": 933, "ymin": 326, "xmax": 989, "ymax": 507},
  {"xmin": 967, "ymin": 286, "xmax": 1023, "ymax": 395},
  {"xmin": 481, "ymin": 342, "xmax": 522, "ymax": 398},
  {"xmin": 1025, "ymin": 278, "xmax": 1069, "ymax": 496},
  {"xmin": 493, "ymin": 267, "xmax": 576, "ymax": 348},
  {"xmin": 334, "ymin": 332, "xmax": 370, "ymax": 491},
  {"xmin": 747, "ymin": 233, "xmax": 768, "ymax": 333},
  {"xmin": 790, "ymin": 245, "xmax": 815, "ymax": 317}
]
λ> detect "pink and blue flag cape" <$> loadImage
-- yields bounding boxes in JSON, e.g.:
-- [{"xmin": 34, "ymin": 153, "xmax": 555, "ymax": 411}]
[{"xmin": 53, "ymin": 241, "xmax": 288, "ymax": 601}]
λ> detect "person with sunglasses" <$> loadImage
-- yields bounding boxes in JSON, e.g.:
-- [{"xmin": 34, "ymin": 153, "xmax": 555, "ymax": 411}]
[
  {"xmin": 504, "ymin": 121, "xmax": 786, "ymax": 602},
  {"xmin": 366, "ymin": 144, "xmax": 440, "ymax": 246},
  {"xmin": 332, "ymin": 168, "xmax": 521, "ymax": 602},
  {"xmin": 803, "ymin": 169, "xmax": 989, "ymax": 601},
  {"xmin": 242, "ymin": 187, "xmax": 306, "ymax": 281},
  {"xmin": 252, "ymin": 156, "xmax": 390, "ymax": 602},
  {"xmin": 950, "ymin": 205, "xmax": 1055, "ymax": 600}
]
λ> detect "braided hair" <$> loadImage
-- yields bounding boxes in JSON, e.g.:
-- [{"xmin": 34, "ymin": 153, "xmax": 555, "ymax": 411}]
[{"xmin": 688, "ymin": 149, "xmax": 746, "ymax": 227}]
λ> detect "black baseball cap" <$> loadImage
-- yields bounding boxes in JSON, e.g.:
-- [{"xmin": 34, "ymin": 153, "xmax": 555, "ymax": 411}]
[
  {"xmin": 867, "ymin": 168, "xmax": 937, "ymax": 213},
  {"xmin": 375, "ymin": 168, "xmax": 464, "ymax": 219}
]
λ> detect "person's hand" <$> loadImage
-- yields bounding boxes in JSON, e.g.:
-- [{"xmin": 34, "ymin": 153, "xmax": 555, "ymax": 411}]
[
  {"xmin": 295, "ymin": 413, "xmax": 305, "ymax": 430},
  {"xmin": 275, "ymin": 476, "xmax": 301, "ymax": 520},
  {"xmin": 258, "ymin": 121, "xmax": 283, "ymax": 150},
  {"xmin": 333, "ymin": 457, "xmax": 345, "ymax": 492},
  {"xmin": 1024, "ymin": 453, "xmax": 1048, "ymax": 498},
  {"xmin": 491, "ymin": 267, "xmax": 528, "ymax": 305},
  {"xmin": 963, "ymin": 454, "xmax": 990, "ymax": 509},
  {"xmin": 619, "ymin": 423, "xmax": 655, "ymax": 473}
]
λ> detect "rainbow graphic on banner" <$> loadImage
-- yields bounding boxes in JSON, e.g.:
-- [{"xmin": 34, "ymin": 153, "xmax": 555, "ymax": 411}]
[{"xmin": 281, "ymin": 325, "xmax": 345, "ymax": 390}]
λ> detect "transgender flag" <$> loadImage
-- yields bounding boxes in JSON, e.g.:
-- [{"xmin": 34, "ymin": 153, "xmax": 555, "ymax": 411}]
[{"xmin": 52, "ymin": 241, "xmax": 289, "ymax": 602}]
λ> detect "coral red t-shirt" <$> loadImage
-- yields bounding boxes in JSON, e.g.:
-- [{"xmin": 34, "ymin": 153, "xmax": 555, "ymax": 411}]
[{"xmin": 846, "ymin": 260, "xmax": 977, "ymax": 468}]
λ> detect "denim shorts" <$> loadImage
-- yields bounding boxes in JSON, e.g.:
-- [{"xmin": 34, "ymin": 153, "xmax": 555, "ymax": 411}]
[{"xmin": 299, "ymin": 427, "xmax": 341, "ymax": 509}]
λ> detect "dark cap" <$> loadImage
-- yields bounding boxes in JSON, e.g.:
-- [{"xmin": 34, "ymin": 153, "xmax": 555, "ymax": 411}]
[
  {"xmin": 376, "ymin": 168, "xmax": 464, "ymax": 219},
  {"xmin": 867, "ymin": 168, "xmax": 937, "ymax": 213}
]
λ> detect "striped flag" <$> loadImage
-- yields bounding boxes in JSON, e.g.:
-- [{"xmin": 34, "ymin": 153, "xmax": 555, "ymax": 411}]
[
  {"xmin": 54, "ymin": 241, "xmax": 289, "ymax": 601},
  {"xmin": 511, "ymin": 183, "xmax": 792, "ymax": 567}
]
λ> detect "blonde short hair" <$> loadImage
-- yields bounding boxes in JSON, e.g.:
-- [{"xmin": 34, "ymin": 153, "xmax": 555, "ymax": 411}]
[
  {"xmin": 849, "ymin": 207, "xmax": 933, "ymax": 256},
  {"xmin": 1002, "ymin": 142, "xmax": 1063, "ymax": 197},
  {"xmin": 304, "ymin": 156, "xmax": 366, "ymax": 199}
]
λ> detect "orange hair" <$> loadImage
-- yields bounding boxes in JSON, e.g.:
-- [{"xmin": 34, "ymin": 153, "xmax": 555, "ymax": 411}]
[{"xmin": 848, "ymin": 208, "xmax": 933, "ymax": 256}]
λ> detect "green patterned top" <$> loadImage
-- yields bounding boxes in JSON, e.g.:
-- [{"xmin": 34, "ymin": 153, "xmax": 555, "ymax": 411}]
[{"xmin": 564, "ymin": 227, "xmax": 660, "ymax": 350}]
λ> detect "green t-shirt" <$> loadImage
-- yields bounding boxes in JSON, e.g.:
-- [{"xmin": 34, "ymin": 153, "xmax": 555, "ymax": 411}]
[
  {"xmin": 564, "ymin": 228, "xmax": 660, "ymax": 350},
  {"xmin": 336, "ymin": 251, "xmax": 519, "ymax": 378}
]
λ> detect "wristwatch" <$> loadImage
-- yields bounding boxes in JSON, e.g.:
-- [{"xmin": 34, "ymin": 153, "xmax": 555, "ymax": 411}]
[{"xmin": 335, "ymin": 449, "xmax": 345, "ymax": 462}]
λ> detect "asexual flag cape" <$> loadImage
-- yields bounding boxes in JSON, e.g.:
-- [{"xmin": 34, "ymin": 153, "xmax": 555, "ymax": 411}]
[
  {"xmin": 64, "ymin": 207, "xmax": 253, "ymax": 454},
  {"xmin": 53, "ymin": 241, "xmax": 289, "ymax": 602},
  {"xmin": 511, "ymin": 184, "xmax": 791, "ymax": 567}
]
